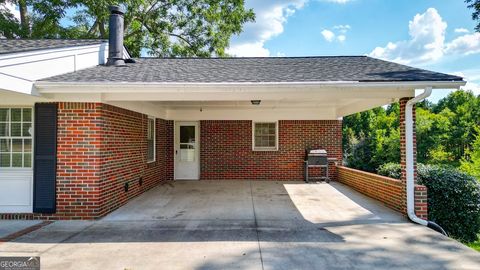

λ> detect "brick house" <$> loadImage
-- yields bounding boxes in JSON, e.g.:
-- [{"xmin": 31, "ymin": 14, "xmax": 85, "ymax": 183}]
[{"xmin": 0, "ymin": 8, "xmax": 464, "ymax": 225}]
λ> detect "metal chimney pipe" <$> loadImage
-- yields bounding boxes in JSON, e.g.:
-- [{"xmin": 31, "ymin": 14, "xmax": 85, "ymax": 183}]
[{"xmin": 106, "ymin": 5, "xmax": 125, "ymax": 66}]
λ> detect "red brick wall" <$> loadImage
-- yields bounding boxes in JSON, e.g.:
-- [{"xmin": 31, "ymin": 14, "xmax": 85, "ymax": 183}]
[
  {"xmin": 97, "ymin": 105, "xmax": 174, "ymax": 217},
  {"xmin": 337, "ymin": 166, "xmax": 428, "ymax": 217},
  {"xmin": 337, "ymin": 166, "xmax": 405, "ymax": 213},
  {"xmin": 414, "ymin": 185, "xmax": 428, "ymax": 220},
  {"xmin": 200, "ymin": 120, "xmax": 342, "ymax": 180},
  {"xmin": 50, "ymin": 103, "xmax": 103, "ymax": 219},
  {"xmin": 2, "ymin": 103, "xmax": 174, "ymax": 220}
]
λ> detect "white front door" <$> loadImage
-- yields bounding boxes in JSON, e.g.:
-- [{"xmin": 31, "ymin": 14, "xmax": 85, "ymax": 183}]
[
  {"xmin": 0, "ymin": 107, "xmax": 34, "ymax": 213},
  {"xmin": 175, "ymin": 121, "xmax": 200, "ymax": 180},
  {"xmin": 0, "ymin": 169, "xmax": 33, "ymax": 213}
]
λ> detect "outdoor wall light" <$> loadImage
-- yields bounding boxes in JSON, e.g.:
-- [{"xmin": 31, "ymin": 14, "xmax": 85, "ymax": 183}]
[{"xmin": 251, "ymin": 100, "xmax": 261, "ymax": 105}]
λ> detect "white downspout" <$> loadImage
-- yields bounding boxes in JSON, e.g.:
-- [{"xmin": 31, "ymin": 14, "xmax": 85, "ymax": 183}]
[{"xmin": 405, "ymin": 87, "xmax": 431, "ymax": 226}]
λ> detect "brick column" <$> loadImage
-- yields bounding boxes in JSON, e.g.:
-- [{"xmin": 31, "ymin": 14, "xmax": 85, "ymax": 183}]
[{"xmin": 399, "ymin": 98, "xmax": 428, "ymax": 220}]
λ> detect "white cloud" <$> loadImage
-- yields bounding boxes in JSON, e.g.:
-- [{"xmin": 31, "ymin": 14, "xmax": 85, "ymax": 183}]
[
  {"xmin": 369, "ymin": 8, "xmax": 480, "ymax": 65},
  {"xmin": 454, "ymin": 28, "xmax": 469, "ymax": 34},
  {"xmin": 369, "ymin": 8, "xmax": 446, "ymax": 64},
  {"xmin": 321, "ymin": 25, "xmax": 350, "ymax": 43},
  {"xmin": 464, "ymin": 81, "xmax": 480, "ymax": 95},
  {"xmin": 323, "ymin": 0, "xmax": 353, "ymax": 3},
  {"xmin": 333, "ymin": 24, "xmax": 351, "ymax": 33},
  {"xmin": 452, "ymin": 70, "xmax": 480, "ymax": 95},
  {"xmin": 2, "ymin": 2, "xmax": 20, "ymax": 20},
  {"xmin": 445, "ymin": 32, "xmax": 480, "ymax": 55},
  {"xmin": 226, "ymin": 42, "xmax": 270, "ymax": 57},
  {"xmin": 227, "ymin": 0, "xmax": 355, "ymax": 56},
  {"xmin": 321, "ymin": 29, "xmax": 335, "ymax": 42},
  {"xmin": 227, "ymin": 0, "xmax": 307, "ymax": 57}
]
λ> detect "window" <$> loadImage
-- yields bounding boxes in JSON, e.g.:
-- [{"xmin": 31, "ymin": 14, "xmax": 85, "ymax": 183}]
[
  {"xmin": 147, "ymin": 117, "xmax": 155, "ymax": 162},
  {"xmin": 253, "ymin": 122, "xmax": 278, "ymax": 151},
  {"xmin": 0, "ymin": 108, "xmax": 33, "ymax": 168}
]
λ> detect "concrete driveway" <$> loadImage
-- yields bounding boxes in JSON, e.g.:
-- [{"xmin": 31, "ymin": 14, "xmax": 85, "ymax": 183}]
[{"xmin": 1, "ymin": 181, "xmax": 480, "ymax": 269}]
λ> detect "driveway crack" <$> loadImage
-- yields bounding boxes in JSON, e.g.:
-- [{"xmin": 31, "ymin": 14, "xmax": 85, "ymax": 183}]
[
  {"xmin": 38, "ymin": 222, "xmax": 96, "ymax": 256},
  {"xmin": 249, "ymin": 181, "xmax": 265, "ymax": 270}
]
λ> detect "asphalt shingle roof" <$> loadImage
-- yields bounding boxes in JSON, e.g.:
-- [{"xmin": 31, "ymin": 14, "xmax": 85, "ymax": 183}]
[
  {"xmin": 0, "ymin": 39, "xmax": 106, "ymax": 54},
  {"xmin": 39, "ymin": 56, "xmax": 463, "ymax": 83}
]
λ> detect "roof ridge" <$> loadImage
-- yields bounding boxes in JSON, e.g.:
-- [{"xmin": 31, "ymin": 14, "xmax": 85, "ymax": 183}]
[{"xmin": 365, "ymin": 56, "xmax": 463, "ymax": 79}]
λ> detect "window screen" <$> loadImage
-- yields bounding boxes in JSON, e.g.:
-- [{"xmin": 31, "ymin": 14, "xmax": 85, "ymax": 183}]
[{"xmin": 253, "ymin": 122, "xmax": 277, "ymax": 150}]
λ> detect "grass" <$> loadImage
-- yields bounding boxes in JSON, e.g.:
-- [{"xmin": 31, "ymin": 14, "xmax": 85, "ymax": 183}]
[{"xmin": 467, "ymin": 235, "xmax": 480, "ymax": 252}]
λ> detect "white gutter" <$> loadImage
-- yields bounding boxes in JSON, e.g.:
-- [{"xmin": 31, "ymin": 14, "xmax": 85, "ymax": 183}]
[
  {"xmin": 405, "ymin": 87, "xmax": 431, "ymax": 226},
  {"xmin": 405, "ymin": 87, "xmax": 447, "ymax": 235},
  {"xmin": 34, "ymin": 80, "xmax": 465, "ymax": 94},
  {"xmin": 35, "ymin": 80, "xmax": 465, "ymax": 87}
]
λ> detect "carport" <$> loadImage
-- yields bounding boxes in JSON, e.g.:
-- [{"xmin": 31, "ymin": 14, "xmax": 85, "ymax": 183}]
[
  {"xmin": 2, "ymin": 180, "xmax": 480, "ymax": 270},
  {"xmin": 104, "ymin": 180, "xmax": 400, "ymax": 225}
]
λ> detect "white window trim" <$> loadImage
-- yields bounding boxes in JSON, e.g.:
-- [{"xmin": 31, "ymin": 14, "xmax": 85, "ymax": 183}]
[
  {"xmin": 147, "ymin": 116, "xmax": 156, "ymax": 163},
  {"xmin": 252, "ymin": 121, "xmax": 279, "ymax": 151},
  {"xmin": 0, "ymin": 107, "xmax": 34, "ymax": 169}
]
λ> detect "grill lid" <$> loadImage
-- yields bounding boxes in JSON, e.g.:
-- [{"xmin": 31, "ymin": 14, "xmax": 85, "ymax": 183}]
[{"xmin": 309, "ymin": 149, "xmax": 327, "ymax": 155}]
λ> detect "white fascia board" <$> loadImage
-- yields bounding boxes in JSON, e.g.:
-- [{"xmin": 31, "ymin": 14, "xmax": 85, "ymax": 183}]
[
  {"xmin": 41, "ymin": 88, "xmax": 415, "ymax": 102},
  {"xmin": 0, "ymin": 73, "xmax": 35, "ymax": 95},
  {"xmin": 35, "ymin": 80, "xmax": 466, "ymax": 93}
]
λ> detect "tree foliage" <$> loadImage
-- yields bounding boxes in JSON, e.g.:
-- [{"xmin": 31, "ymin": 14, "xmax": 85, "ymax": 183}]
[
  {"xmin": 0, "ymin": 0, "xmax": 255, "ymax": 57},
  {"xmin": 466, "ymin": 0, "xmax": 480, "ymax": 32},
  {"xmin": 343, "ymin": 90, "xmax": 480, "ymax": 179},
  {"xmin": 461, "ymin": 127, "xmax": 480, "ymax": 179},
  {"xmin": 343, "ymin": 105, "xmax": 400, "ymax": 172}
]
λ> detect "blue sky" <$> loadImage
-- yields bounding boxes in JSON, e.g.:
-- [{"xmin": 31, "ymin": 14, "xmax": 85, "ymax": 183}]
[
  {"xmin": 227, "ymin": 0, "xmax": 480, "ymax": 103},
  {"xmin": 5, "ymin": 0, "xmax": 478, "ymax": 102}
]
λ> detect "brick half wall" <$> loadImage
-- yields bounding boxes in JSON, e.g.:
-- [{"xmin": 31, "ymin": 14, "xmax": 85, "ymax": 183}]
[
  {"xmin": 337, "ymin": 166, "xmax": 428, "ymax": 218},
  {"xmin": 200, "ymin": 120, "xmax": 342, "ymax": 180}
]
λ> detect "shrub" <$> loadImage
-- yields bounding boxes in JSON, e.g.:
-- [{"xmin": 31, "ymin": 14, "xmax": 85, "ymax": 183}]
[
  {"xmin": 417, "ymin": 165, "xmax": 480, "ymax": 242},
  {"xmin": 377, "ymin": 163, "xmax": 401, "ymax": 179},
  {"xmin": 376, "ymin": 162, "xmax": 480, "ymax": 242}
]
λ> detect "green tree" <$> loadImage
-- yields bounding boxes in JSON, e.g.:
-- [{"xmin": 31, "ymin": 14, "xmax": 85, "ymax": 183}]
[
  {"xmin": 416, "ymin": 107, "xmax": 455, "ymax": 165},
  {"xmin": 466, "ymin": 0, "xmax": 480, "ymax": 32},
  {"xmin": 460, "ymin": 127, "xmax": 480, "ymax": 179},
  {"xmin": 343, "ymin": 104, "xmax": 400, "ymax": 172},
  {"xmin": 0, "ymin": 0, "xmax": 255, "ymax": 57},
  {"xmin": 434, "ymin": 90, "xmax": 480, "ymax": 163},
  {"xmin": 343, "ymin": 90, "xmax": 480, "ymax": 172}
]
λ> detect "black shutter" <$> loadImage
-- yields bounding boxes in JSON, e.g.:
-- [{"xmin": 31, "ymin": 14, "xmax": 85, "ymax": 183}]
[{"xmin": 33, "ymin": 103, "xmax": 57, "ymax": 213}]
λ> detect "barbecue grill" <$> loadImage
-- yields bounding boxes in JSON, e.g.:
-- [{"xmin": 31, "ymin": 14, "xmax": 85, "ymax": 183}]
[{"xmin": 304, "ymin": 149, "xmax": 330, "ymax": 183}]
